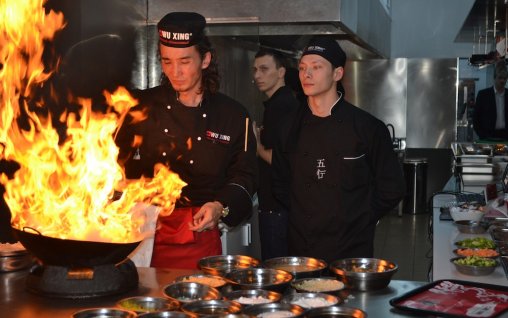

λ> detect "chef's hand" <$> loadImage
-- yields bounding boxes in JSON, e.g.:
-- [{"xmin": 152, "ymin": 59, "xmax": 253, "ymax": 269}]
[
  {"xmin": 188, "ymin": 201, "xmax": 223, "ymax": 232},
  {"xmin": 252, "ymin": 121, "xmax": 262, "ymax": 145}
]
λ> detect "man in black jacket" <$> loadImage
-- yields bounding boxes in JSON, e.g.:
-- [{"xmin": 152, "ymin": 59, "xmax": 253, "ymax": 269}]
[
  {"xmin": 272, "ymin": 36, "xmax": 405, "ymax": 262},
  {"xmin": 117, "ymin": 12, "xmax": 257, "ymax": 268},
  {"xmin": 252, "ymin": 49, "xmax": 298, "ymax": 260},
  {"xmin": 473, "ymin": 66, "xmax": 508, "ymax": 140}
]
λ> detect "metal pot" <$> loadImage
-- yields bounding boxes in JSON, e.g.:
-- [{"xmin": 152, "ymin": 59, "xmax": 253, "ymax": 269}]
[{"xmin": 12, "ymin": 227, "xmax": 140, "ymax": 267}]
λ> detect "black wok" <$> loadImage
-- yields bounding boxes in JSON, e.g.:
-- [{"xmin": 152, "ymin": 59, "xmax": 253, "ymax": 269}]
[{"xmin": 12, "ymin": 227, "xmax": 141, "ymax": 267}]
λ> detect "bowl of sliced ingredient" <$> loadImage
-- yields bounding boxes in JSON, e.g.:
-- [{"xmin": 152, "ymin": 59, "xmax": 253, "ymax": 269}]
[
  {"xmin": 453, "ymin": 248, "xmax": 499, "ymax": 258},
  {"xmin": 223, "ymin": 289, "xmax": 281, "ymax": 306},
  {"xmin": 173, "ymin": 274, "xmax": 229, "ymax": 289},
  {"xmin": 450, "ymin": 203, "xmax": 485, "ymax": 222},
  {"xmin": 454, "ymin": 237, "xmax": 496, "ymax": 249},
  {"xmin": 262, "ymin": 256, "xmax": 327, "ymax": 279},
  {"xmin": 329, "ymin": 258, "xmax": 398, "ymax": 291},
  {"xmin": 451, "ymin": 256, "xmax": 498, "ymax": 276},
  {"xmin": 290, "ymin": 277, "xmax": 345, "ymax": 295},
  {"xmin": 281, "ymin": 292, "xmax": 340, "ymax": 309}
]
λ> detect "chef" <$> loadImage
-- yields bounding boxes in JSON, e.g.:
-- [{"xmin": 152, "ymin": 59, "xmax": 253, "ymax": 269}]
[
  {"xmin": 271, "ymin": 36, "xmax": 405, "ymax": 262},
  {"xmin": 117, "ymin": 12, "xmax": 257, "ymax": 269}
]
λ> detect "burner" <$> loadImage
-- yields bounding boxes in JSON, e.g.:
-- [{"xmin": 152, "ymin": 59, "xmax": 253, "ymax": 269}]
[{"xmin": 26, "ymin": 259, "xmax": 138, "ymax": 299}]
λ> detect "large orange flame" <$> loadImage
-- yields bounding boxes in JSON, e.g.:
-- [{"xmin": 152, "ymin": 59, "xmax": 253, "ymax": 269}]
[{"xmin": 0, "ymin": 0, "xmax": 186, "ymax": 243}]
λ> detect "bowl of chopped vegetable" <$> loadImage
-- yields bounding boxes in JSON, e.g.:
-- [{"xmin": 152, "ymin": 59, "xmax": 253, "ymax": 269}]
[
  {"xmin": 454, "ymin": 237, "xmax": 496, "ymax": 249},
  {"xmin": 450, "ymin": 256, "xmax": 498, "ymax": 276},
  {"xmin": 453, "ymin": 248, "xmax": 499, "ymax": 258},
  {"xmin": 290, "ymin": 277, "xmax": 345, "ymax": 295}
]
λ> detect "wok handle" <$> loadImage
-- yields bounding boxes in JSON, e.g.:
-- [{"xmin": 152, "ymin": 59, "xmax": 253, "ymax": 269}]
[{"xmin": 22, "ymin": 227, "xmax": 42, "ymax": 235}]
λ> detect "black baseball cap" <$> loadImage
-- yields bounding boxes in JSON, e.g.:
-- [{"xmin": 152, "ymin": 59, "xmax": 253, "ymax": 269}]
[
  {"xmin": 301, "ymin": 36, "xmax": 346, "ymax": 68},
  {"xmin": 157, "ymin": 12, "xmax": 206, "ymax": 47}
]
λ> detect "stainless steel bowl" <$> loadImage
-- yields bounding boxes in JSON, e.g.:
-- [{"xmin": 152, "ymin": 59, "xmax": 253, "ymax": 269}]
[
  {"xmin": 329, "ymin": 258, "xmax": 398, "ymax": 291},
  {"xmin": 163, "ymin": 282, "xmax": 222, "ymax": 304},
  {"xmin": 137, "ymin": 311, "xmax": 197, "ymax": 318},
  {"xmin": 490, "ymin": 227, "xmax": 508, "ymax": 241},
  {"xmin": 173, "ymin": 274, "xmax": 228, "ymax": 289},
  {"xmin": 454, "ymin": 220, "xmax": 487, "ymax": 234},
  {"xmin": 0, "ymin": 251, "xmax": 33, "ymax": 272},
  {"xmin": 223, "ymin": 288, "xmax": 281, "ymax": 305},
  {"xmin": 225, "ymin": 268, "xmax": 293, "ymax": 293},
  {"xmin": 305, "ymin": 305, "xmax": 367, "ymax": 318},
  {"xmin": 181, "ymin": 299, "xmax": 242, "ymax": 316},
  {"xmin": 290, "ymin": 277, "xmax": 345, "ymax": 296},
  {"xmin": 262, "ymin": 256, "xmax": 327, "ymax": 279},
  {"xmin": 242, "ymin": 302, "xmax": 305, "ymax": 317},
  {"xmin": 72, "ymin": 308, "xmax": 137, "ymax": 318},
  {"xmin": 117, "ymin": 296, "xmax": 179, "ymax": 314},
  {"xmin": 450, "ymin": 257, "xmax": 498, "ymax": 276},
  {"xmin": 198, "ymin": 255, "xmax": 260, "ymax": 276},
  {"xmin": 281, "ymin": 292, "xmax": 340, "ymax": 309}
]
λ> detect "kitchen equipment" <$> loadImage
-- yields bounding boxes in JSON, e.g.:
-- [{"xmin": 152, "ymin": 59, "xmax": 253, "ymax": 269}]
[
  {"xmin": 181, "ymin": 299, "xmax": 242, "ymax": 316},
  {"xmin": 163, "ymin": 282, "xmax": 222, "ymax": 304},
  {"xmin": 12, "ymin": 227, "xmax": 140, "ymax": 298},
  {"xmin": 198, "ymin": 255, "xmax": 260, "ymax": 277},
  {"xmin": 242, "ymin": 302, "xmax": 305, "ymax": 318},
  {"xmin": 225, "ymin": 268, "xmax": 293, "ymax": 293},
  {"xmin": 262, "ymin": 256, "xmax": 327, "ymax": 279},
  {"xmin": 329, "ymin": 258, "xmax": 398, "ymax": 291}
]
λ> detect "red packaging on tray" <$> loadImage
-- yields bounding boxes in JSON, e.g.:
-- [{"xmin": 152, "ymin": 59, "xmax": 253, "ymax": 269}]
[{"xmin": 390, "ymin": 280, "xmax": 508, "ymax": 317}]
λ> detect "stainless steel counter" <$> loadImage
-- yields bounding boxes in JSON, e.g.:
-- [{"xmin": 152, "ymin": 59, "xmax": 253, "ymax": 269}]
[{"xmin": 0, "ymin": 267, "xmax": 429, "ymax": 317}]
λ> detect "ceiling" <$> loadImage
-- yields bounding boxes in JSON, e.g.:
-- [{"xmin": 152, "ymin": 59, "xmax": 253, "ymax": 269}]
[{"xmin": 456, "ymin": 0, "xmax": 508, "ymax": 48}]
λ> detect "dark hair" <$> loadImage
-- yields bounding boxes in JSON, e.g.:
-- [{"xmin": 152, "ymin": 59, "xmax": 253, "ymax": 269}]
[
  {"xmin": 160, "ymin": 36, "xmax": 221, "ymax": 94},
  {"xmin": 254, "ymin": 48, "xmax": 288, "ymax": 69}
]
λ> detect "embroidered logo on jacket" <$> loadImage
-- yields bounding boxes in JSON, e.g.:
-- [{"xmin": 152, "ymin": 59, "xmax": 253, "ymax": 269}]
[
  {"xmin": 206, "ymin": 130, "xmax": 231, "ymax": 144},
  {"xmin": 316, "ymin": 159, "xmax": 326, "ymax": 179}
]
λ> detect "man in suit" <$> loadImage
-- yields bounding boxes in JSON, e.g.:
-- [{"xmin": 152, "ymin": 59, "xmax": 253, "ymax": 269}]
[{"xmin": 473, "ymin": 66, "xmax": 508, "ymax": 140}]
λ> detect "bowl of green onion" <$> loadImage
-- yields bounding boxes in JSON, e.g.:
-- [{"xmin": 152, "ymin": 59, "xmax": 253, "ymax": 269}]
[{"xmin": 450, "ymin": 256, "xmax": 498, "ymax": 276}]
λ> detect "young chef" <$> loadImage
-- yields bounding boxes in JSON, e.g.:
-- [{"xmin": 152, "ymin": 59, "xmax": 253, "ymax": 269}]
[
  {"xmin": 117, "ymin": 12, "xmax": 257, "ymax": 269},
  {"xmin": 271, "ymin": 36, "xmax": 405, "ymax": 262}
]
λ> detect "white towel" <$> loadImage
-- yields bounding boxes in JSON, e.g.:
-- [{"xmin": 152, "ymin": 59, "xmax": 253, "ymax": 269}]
[{"xmin": 128, "ymin": 204, "xmax": 160, "ymax": 267}]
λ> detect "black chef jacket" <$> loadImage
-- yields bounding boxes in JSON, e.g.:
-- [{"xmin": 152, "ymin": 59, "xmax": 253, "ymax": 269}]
[
  {"xmin": 272, "ymin": 97, "xmax": 405, "ymax": 262},
  {"xmin": 257, "ymin": 86, "xmax": 299, "ymax": 212},
  {"xmin": 116, "ymin": 85, "xmax": 258, "ymax": 227}
]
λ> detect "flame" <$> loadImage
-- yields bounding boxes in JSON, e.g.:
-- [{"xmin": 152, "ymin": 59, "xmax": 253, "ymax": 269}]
[{"xmin": 0, "ymin": 0, "xmax": 186, "ymax": 243}]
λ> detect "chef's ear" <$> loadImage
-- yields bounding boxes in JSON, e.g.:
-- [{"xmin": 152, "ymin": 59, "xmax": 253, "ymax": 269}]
[
  {"xmin": 201, "ymin": 51, "xmax": 211, "ymax": 70},
  {"xmin": 333, "ymin": 66, "xmax": 344, "ymax": 82}
]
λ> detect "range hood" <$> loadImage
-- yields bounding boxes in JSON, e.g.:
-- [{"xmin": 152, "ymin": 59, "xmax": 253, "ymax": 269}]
[
  {"xmin": 146, "ymin": 0, "xmax": 391, "ymax": 60},
  {"xmin": 455, "ymin": 0, "xmax": 507, "ymax": 66}
]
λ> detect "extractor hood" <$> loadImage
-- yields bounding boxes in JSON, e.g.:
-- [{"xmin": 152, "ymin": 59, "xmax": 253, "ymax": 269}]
[
  {"xmin": 146, "ymin": 0, "xmax": 391, "ymax": 60},
  {"xmin": 456, "ymin": 0, "xmax": 508, "ymax": 66}
]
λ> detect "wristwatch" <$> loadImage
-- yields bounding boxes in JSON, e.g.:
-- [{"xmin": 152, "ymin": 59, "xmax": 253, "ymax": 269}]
[{"xmin": 221, "ymin": 205, "xmax": 230, "ymax": 218}]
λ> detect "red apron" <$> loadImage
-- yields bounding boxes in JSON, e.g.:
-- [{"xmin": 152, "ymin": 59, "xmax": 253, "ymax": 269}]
[{"xmin": 150, "ymin": 207, "xmax": 222, "ymax": 269}]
